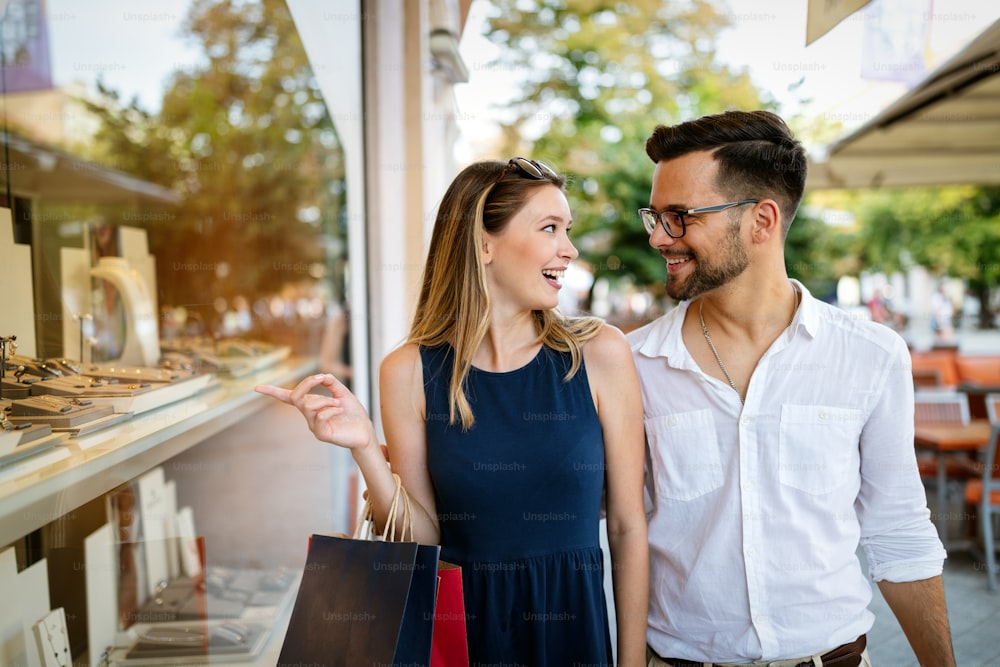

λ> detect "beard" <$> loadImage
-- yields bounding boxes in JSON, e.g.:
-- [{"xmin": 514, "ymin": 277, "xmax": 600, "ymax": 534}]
[{"xmin": 665, "ymin": 220, "xmax": 749, "ymax": 301}]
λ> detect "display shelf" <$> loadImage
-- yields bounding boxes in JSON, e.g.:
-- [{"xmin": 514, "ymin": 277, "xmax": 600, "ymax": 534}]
[
  {"xmin": 0, "ymin": 357, "xmax": 318, "ymax": 549},
  {"xmin": 106, "ymin": 576, "xmax": 298, "ymax": 667}
]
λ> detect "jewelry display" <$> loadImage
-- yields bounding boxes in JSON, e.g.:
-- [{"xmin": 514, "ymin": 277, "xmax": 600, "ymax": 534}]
[
  {"xmin": 7, "ymin": 395, "xmax": 118, "ymax": 431},
  {"xmin": 6, "ymin": 355, "xmax": 65, "ymax": 379},
  {"xmin": 18, "ymin": 395, "xmax": 75, "ymax": 414},
  {"xmin": 72, "ymin": 313, "xmax": 94, "ymax": 365},
  {"xmin": 0, "ymin": 410, "xmax": 20, "ymax": 431},
  {"xmin": 44, "ymin": 358, "xmax": 82, "ymax": 376},
  {"xmin": 90, "ymin": 257, "xmax": 160, "ymax": 367},
  {"xmin": 0, "ymin": 420, "xmax": 61, "ymax": 466},
  {"xmin": 1, "ymin": 215, "xmax": 308, "ymax": 667},
  {"xmin": 29, "ymin": 375, "xmax": 158, "ymax": 398},
  {"xmin": 28, "ymin": 369, "xmax": 214, "ymax": 417},
  {"xmin": 139, "ymin": 624, "xmax": 208, "ymax": 646},
  {"xmin": 0, "ymin": 335, "xmax": 16, "ymax": 376},
  {"xmin": 0, "ymin": 336, "xmax": 20, "ymax": 400},
  {"xmin": 160, "ymin": 335, "xmax": 291, "ymax": 377},
  {"xmin": 80, "ymin": 363, "xmax": 194, "ymax": 384},
  {"xmin": 119, "ymin": 619, "xmax": 269, "ymax": 664},
  {"xmin": 699, "ymin": 287, "xmax": 800, "ymax": 405},
  {"xmin": 32, "ymin": 608, "xmax": 71, "ymax": 667}
]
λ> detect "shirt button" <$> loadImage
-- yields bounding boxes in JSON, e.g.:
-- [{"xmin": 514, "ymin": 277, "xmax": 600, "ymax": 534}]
[
  {"xmin": 819, "ymin": 410, "xmax": 829, "ymax": 420},
  {"xmin": 668, "ymin": 416, "xmax": 678, "ymax": 427}
]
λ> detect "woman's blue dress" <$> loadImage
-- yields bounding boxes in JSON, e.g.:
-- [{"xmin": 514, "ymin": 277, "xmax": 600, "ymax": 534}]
[{"xmin": 421, "ymin": 344, "xmax": 613, "ymax": 666}]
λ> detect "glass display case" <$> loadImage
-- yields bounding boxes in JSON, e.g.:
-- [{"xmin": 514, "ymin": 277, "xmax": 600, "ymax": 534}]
[{"xmin": 0, "ymin": 1, "xmax": 356, "ymax": 664}]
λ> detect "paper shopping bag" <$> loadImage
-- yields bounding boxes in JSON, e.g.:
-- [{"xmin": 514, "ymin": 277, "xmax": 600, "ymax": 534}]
[
  {"xmin": 431, "ymin": 561, "xmax": 469, "ymax": 667},
  {"xmin": 276, "ymin": 533, "xmax": 441, "ymax": 667},
  {"xmin": 397, "ymin": 539, "xmax": 442, "ymax": 664}
]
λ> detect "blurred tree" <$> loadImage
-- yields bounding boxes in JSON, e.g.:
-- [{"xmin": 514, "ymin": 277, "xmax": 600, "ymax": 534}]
[
  {"xmin": 854, "ymin": 185, "xmax": 1000, "ymax": 328},
  {"xmin": 785, "ymin": 207, "xmax": 859, "ymax": 303},
  {"xmin": 480, "ymin": 0, "xmax": 845, "ymax": 313},
  {"xmin": 78, "ymin": 0, "xmax": 345, "ymax": 326}
]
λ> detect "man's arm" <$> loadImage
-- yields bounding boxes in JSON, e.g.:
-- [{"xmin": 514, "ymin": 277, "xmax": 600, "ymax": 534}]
[{"xmin": 877, "ymin": 575, "xmax": 955, "ymax": 667}]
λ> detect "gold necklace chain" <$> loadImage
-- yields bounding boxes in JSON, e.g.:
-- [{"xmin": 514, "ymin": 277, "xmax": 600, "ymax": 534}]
[{"xmin": 698, "ymin": 288, "xmax": 799, "ymax": 405}]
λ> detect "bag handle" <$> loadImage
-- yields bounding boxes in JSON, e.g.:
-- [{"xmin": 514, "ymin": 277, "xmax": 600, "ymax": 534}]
[{"xmin": 352, "ymin": 473, "xmax": 415, "ymax": 542}]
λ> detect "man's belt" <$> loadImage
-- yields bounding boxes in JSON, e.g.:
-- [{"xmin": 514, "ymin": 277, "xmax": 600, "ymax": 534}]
[{"xmin": 658, "ymin": 633, "xmax": 866, "ymax": 667}]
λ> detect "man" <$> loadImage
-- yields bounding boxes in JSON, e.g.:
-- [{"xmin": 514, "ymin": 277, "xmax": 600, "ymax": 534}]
[{"xmin": 627, "ymin": 110, "xmax": 953, "ymax": 667}]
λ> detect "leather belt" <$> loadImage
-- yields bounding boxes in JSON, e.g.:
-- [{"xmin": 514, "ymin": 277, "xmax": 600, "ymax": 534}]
[{"xmin": 657, "ymin": 634, "xmax": 866, "ymax": 667}]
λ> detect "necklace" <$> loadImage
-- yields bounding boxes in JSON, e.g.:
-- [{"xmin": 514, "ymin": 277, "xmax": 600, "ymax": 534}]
[{"xmin": 699, "ymin": 288, "xmax": 799, "ymax": 405}]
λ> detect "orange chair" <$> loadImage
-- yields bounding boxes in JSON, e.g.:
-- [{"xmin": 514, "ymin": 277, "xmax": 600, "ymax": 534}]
[
  {"xmin": 965, "ymin": 393, "xmax": 1000, "ymax": 590},
  {"xmin": 915, "ymin": 391, "xmax": 979, "ymax": 488},
  {"xmin": 912, "ymin": 367, "xmax": 943, "ymax": 388},
  {"xmin": 914, "ymin": 390, "xmax": 970, "ymax": 424},
  {"xmin": 910, "ymin": 349, "xmax": 960, "ymax": 388},
  {"xmin": 955, "ymin": 356, "xmax": 1000, "ymax": 387}
]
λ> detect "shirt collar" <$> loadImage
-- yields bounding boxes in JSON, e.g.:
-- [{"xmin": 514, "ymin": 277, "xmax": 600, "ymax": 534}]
[
  {"xmin": 635, "ymin": 278, "xmax": 820, "ymax": 366},
  {"xmin": 791, "ymin": 278, "xmax": 820, "ymax": 339},
  {"xmin": 634, "ymin": 300, "xmax": 695, "ymax": 371}
]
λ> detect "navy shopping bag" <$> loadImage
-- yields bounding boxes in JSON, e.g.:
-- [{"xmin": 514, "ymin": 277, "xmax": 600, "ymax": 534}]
[{"xmin": 277, "ymin": 533, "xmax": 440, "ymax": 667}]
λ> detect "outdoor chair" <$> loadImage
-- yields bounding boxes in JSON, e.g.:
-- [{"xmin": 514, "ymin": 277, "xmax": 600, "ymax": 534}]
[
  {"xmin": 914, "ymin": 390, "xmax": 971, "ymax": 424},
  {"xmin": 915, "ymin": 391, "xmax": 979, "ymax": 483},
  {"xmin": 964, "ymin": 393, "xmax": 1000, "ymax": 591}
]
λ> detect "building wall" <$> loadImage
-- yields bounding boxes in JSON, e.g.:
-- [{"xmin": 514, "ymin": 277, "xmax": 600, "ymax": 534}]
[{"xmin": 291, "ymin": 0, "xmax": 468, "ymax": 427}]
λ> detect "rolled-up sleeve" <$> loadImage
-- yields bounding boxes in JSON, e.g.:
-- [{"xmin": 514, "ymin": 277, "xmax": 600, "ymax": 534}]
[{"xmin": 855, "ymin": 336, "xmax": 946, "ymax": 582}]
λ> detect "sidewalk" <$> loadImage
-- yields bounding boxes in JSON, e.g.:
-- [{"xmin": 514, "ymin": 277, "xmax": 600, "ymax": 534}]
[{"xmin": 904, "ymin": 323, "xmax": 1000, "ymax": 355}]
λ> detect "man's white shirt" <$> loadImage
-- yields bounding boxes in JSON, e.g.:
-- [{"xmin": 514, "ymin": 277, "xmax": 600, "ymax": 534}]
[{"xmin": 629, "ymin": 280, "xmax": 945, "ymax": 663}]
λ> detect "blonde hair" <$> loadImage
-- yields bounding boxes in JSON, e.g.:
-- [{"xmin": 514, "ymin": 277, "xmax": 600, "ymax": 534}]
[{"xmin": 408, "ymin": 159, "xmax": 602, "ymax": 429}]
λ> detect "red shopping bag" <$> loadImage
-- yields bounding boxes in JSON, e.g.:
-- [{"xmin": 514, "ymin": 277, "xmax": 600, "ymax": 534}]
[{"xmin": 431, "ymin": 561, "xmax": 469, "ymax": 667}]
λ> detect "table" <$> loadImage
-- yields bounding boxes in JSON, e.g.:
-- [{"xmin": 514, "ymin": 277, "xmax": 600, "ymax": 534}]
[
  {"xmin": 957, "ymin": 383, "xmax": 1000, "ymax": 420},
  {"xmin": 914, "ymin": 419, "xmax": 992, "ymax": 548}
]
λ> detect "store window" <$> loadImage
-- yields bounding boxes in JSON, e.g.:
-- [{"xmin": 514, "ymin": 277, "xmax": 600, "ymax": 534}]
[
  {"xmin": 0, "ymin": 1, "xmax": 358, "ymax": 663},
  {"xmin": 0, "ymin": 0, "xmax": 350, "ymax": 372}
]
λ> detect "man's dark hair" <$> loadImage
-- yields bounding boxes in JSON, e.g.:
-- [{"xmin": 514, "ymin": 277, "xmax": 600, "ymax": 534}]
[{"xmin": 645, "ymin": 110, "xmax": 807, "ymax": 232}]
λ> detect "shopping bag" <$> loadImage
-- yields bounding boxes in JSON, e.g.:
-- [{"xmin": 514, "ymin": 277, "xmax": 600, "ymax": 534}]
[
  {"xmin": 374, "ymin": 450, "xmax": 469, "ymax": 667},
  {"xmin": 385, "ymin": 477, "xmax": 469, "ymax": 667},
  {"xmin": 277, "ymin": 474, "xmax": 441, "ymax": 667},
  {"xmin": 431, "ymin": 561, "xmax": 470, "ymax": 667}
]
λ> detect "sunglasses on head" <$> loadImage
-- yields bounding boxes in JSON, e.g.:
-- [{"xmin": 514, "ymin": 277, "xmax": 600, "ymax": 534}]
[{"xmin": 496, "ymin": 156, "xmax": 558, "ymax": 183}]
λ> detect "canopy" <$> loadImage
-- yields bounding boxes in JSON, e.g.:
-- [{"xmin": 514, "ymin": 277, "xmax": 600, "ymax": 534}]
[
  {"xmin": 0, "ymin": 132, "xmax": 181, "ymax": 204},
  {"xmin": 807, "ymin": 19, "xmax": 1000, "ymax": 190}
]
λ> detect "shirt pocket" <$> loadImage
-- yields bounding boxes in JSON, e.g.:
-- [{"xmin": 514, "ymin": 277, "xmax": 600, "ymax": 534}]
[
  {"xmin": 646, "ymin": 409, "xmax": 723, "ymax": 501},
  {"xmin": 779, "ymin": 404, "xmax": 863, "ymax": 495}
]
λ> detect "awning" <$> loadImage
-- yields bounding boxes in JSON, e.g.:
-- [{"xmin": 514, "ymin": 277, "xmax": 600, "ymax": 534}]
[
  {"xmin": 0, "ymin": 132, "xmax": 181, "ymax": 204},
  {"xmin": 806, "ymin": 0, "xmax": 873, "ymax": 46},
  {"xmin": 806, "ymin": 18, "xmax": 1000, "ymax": 190}
]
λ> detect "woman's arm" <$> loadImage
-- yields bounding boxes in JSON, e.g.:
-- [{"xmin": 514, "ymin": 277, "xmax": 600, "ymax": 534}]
[
  {"xmin": 377, "ymin": 343, "xmax": 441, "ymax": 545},
  {"xmin": 254, "ymin": 343, "xmax": 439, "ymax": 544},
  {"xmin": 584, "ymin": 325, "xmax": 649, "ymax": 667}
]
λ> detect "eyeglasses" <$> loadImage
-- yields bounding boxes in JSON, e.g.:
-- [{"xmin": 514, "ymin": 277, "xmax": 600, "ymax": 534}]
[
  {"xmin": 638, "ymin": 199, "xmax": 759, "ymax": 238},
  {"xmin": 497, "ymin": 156, "xmax": 558, "ymax": 183}
]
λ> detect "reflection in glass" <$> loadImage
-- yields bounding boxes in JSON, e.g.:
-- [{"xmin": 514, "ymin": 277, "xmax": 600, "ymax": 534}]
[{"xmin": 1, "ymin": 0, "xmax": 348, "ymax": 365}]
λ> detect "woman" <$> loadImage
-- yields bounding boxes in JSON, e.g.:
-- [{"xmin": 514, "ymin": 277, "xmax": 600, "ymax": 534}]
[{"xmin": 257, "ymin": 158, "xmax": 648, "ymax": 666}]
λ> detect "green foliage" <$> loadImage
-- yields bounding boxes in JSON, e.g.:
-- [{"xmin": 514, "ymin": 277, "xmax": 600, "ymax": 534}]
[
  {"xmin": 785, "ymin": 208, "xmax": 859, "ymax": 302},
  {"xmin": 852, "ymin": 185, "xmax": 1000, "ymax": 325},
  {"xmin": 853, "ymin": 186, "xmax": 999, "ymax": 276},
  {"xmin": 477, "ymin": 0, "xmax": 997, "ymax": 328},
  {"xmin": 78, "ymin": 0, "xmax": 345, "ymax": 314},
  {"xmin": 480, "ymin": 0, "xmax": 771, "ymax": 300}
]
